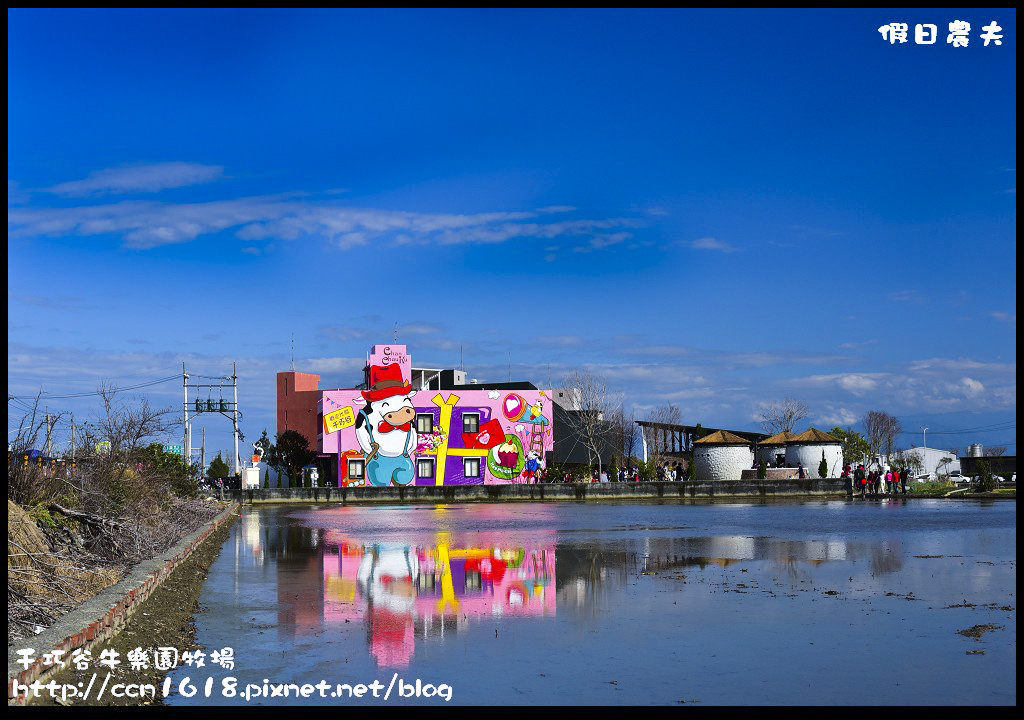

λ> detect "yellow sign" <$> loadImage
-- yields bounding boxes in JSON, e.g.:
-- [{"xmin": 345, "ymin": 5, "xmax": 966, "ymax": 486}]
[{"xmin": 324, "ymin": 406, "xmax": 355, "ymax": 434}]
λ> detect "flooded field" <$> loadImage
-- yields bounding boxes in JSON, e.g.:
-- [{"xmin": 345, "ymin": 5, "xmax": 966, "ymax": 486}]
[{"xmin": 167, "ymin": 500, "xmax": 1016, "ymax": 705}]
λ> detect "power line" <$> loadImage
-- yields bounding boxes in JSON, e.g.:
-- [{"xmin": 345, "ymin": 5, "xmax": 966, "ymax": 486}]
[
  {"xmin": 8, "ymin": 375, "xmax": 180, "ymax": 400},
  {"xmin": 897, "ymin": 421, "xmax": 1015, "ymax": 436}
]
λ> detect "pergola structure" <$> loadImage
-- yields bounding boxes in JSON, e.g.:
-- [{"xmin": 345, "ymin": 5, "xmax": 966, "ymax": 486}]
[{"xmin": 636, "ymin": 421, "xmax": 769, "ymax": 459}]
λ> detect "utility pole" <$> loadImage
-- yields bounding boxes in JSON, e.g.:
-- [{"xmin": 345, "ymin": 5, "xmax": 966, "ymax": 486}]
[
  {"xmin": 70, "ymin": 414, "xmax": 75, "ymax": 463},
  {"xmin": 201, "ymin": 426, "xmax": 207, "ymax": 476},
  {"xmin": 183, "ymin": 362, "xmax": 190, "ymax": 465},
  {"xmin": 45, "ymin": 407, "xmax": 51, "ymax": 457},
  {"xmin": 232, "ymin": 361, "xmax": 240, "ymax": 475}
]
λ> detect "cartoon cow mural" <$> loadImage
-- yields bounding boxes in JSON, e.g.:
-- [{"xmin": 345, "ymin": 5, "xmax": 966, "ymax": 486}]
[{"xmin": 354, "ymin": 364, "xmax": 418, "ymax": 486}]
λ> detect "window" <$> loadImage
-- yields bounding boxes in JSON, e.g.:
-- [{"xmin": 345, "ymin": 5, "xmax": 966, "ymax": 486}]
[
  {"xmin": 348, "ymin": 459, "xmax": 365, "ymax": 479},
  {"xmin": 417, "ymin": 459, "xmax": 435, "ymax": 479},
  {"xmin": 416, "ymin": 413, "xmax": 434, "ymax": 434},
  {"xmin": 464, "ymin": 458, "xmax": 481, "ymax": 478},
  {"xmin": 462, "ymin": 413, "xmax": 480, "ymax": 434}
]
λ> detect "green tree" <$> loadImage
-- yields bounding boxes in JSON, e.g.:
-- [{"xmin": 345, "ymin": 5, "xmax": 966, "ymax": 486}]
[
  {"xmin": 828, "ymin": 426, "xmax": 871, "ymax": 466},
  {"xmin": 818, "ymin": 451, "xmax": 829, "ymax": 479},
  {"xmin": 757, "ymin": 459, "xmax": 767, "ymax": 479},
  {"xmin": 685, "ymin": 458, "xmax": 697, "ymax": 482},
  {"xmin": 136, "ymin": 443, "xmax": 196, "ymax": 497},
  {"xmin": 973, "ymin": 458, "xmax": 995, "ymax": 492},
  {"xmin": 207, "ymin": 452, "xmax": 230, "ymax": 479},
  {"xmin": 938, "ymin": 456, "xmax": 954, "ymax": 480},
  {"xmin": 267, "ymin": 430, "xmax": 317, "ymax": 488}
]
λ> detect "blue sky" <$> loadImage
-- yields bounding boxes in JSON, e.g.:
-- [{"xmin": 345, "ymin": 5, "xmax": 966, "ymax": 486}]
[{"xmin": 8, "ymin": 9, "xmax": 1017, "ymax": 459}]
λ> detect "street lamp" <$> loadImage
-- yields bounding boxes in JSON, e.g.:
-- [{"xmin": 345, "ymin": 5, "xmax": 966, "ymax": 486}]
[{"xmin": 921, "ymin": 426, "xmax": 928, "ymax": 478}]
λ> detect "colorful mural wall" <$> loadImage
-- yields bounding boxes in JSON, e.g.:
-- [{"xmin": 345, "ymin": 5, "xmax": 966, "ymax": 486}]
[
  {"xmin": 321, "ymin": 365, "xmax": 553, "ymax": 486},
  {"xmin": 321, "ymin": 531, "xmax": 556, "ymax": 667}
]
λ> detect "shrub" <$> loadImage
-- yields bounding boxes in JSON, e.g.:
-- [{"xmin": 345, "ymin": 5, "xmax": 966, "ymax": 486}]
[
  {"xmin": 685, "ymin": 458, "xmax": 697, "ymax": 482},
  {"xmin": 757, "ymin": 459, "xmax": 767, "ymax": 479},
  {"xmin": 818, "ymin": 452, "xmax": 829, "ymax": 479},
  {"xmin": 973, "ymin": 459, "xmax": 996, "ymax": 492}
]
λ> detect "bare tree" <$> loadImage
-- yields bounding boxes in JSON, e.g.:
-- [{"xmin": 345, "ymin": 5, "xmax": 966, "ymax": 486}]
[
  {"xmin": 863, "ymin": 410, "xmax": 902, "ymax": 460},
  {"xmin": 643, "ymin": 403, "xmax": 681, "ymax": 468},
  {"xmin": 7, "ymin": 394, "xmax": 69, "ymax": 505},
  {"xmin": 560, "ymin": 371, "xmax": 615, "ymax": 479},
  {"xmin": 891, "ymin": 448, "xmax": 924, "ymax": 476},
  {"xmin": 759, "ymin": 398, "xmax": 809, "ymax": 435},
  {"xmin": 7, "ymin": 387, "xmax": 213, "ymax": 644},
  {"xmin": 607, "ymin": 405, "xmax": 639, "ymax": 471}
]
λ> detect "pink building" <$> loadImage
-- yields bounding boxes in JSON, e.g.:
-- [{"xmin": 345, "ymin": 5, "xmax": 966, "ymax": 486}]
[{"xmin": 273, "ymin": 344, "xmax": 555, "ymax": 486}]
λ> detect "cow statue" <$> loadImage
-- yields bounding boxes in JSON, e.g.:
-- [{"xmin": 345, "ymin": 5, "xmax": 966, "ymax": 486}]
[{"xmin": 354, "ymin": 364, "xmax": 418, "ymax": 487}]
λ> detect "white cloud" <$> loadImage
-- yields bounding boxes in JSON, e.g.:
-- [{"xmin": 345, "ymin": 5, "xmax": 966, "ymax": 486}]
[
  {"xmin": 9, "ymin": 191, "xmax": 642, "ymax": 252},
  {"xmin": 45, "ymin": 162, "xmax": 224, "ymax": 197},
  {"xmin": 304, "ymin": 356, "xmax": 366, "ymax": 373},
  {"xmin": 814, "ymin": 407, "xmax": 859, "ymax": 427},
  {"xmin": 959, "ymin": 377, "xmax": 984, "ymax": 398},
  {"xmin": 888, "ymin": 290, "xmax": 924, "ymax": 303},
  {"xmin": 990, "ymin": 311, "xmax": 1016, "ymax": 323},
  {"xmin": 837, "ymin": 374, "xmax": 879, "ymax": 395},
  {"xmin": 689, "ymin": 237, "xmax": 736, "ymax": 253}
]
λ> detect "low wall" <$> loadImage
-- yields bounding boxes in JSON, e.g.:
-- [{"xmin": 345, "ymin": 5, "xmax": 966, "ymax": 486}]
[
  {"xmin": 740, "ymin": 468, "xmax": 802, "ymax": 480},
  {"xmin": 229, "ymin": 480, "xmax": 849, "ymax": 504},
  {"xmin": 7, "ymin": 502, "xmax": 239, "ymax": 705}
]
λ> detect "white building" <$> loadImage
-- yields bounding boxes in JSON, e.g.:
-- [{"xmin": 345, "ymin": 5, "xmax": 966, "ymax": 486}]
[
  {"xmin": 694, "ymin": 430, "xmax": 754, "ymax": 482},
  {"xmin": 756, "ymin": 431, "xmax": 793, "ymax": 466},
  {"xmin": 785, "ymin": 428, "xmax": 843, "ymax": 478},
  {"xmin": 881, "ymin": 447, "xmax": 961, "ymax": 480}
]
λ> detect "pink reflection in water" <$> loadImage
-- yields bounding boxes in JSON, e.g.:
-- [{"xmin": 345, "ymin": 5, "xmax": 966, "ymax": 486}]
[{"xmin": 322, "ymin": 534, "xmax": 556, "ymax": 668}]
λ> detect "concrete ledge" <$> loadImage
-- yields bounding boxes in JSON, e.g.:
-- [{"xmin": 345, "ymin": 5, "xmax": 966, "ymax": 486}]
[
  {"xmin": 230, "ymin": 480, "xmax": 851, "ymax": 504},
  {"xmin": 7, "ymin": 502, "xmax": 239, "ymax": 705}
]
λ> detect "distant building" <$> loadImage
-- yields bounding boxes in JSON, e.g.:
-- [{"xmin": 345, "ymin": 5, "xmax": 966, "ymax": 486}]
[
  {"xmin": 278, "ymin": 344, "xmax": 557, "ymax": 487},
  {"xmin": 785, "ymin": 428, "xmax": 842, "ymax": 478},
  {"xmin": 693, "ymin": 430, "xmax": 754, "ymax": 482},
  {"xmin": 276, "ymin": 371, "xmax": 322, "ymax": 447},
  {"xmin": 756, "ymin": 431, "xmax": 794, "ymax": 466},
  {"xmin": 881, "ymin": 446, "xmax": 962, "ymax": 479}
]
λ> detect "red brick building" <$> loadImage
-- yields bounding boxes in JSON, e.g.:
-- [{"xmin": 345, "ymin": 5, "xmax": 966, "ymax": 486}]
[{"xmin": 276, "ymin": 371, "xmax": 322, "ymax": 448}]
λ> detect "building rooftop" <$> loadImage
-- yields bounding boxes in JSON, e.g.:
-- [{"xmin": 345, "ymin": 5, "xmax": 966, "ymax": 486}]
[
  {"xmin": 789, "ymin": 428, "xmax": 839, "ymax": 444},
  {"xmin": 694, "ymin": 430, "xmax": 752, "ymax": 445},
  {"xmin": 760, "ymin": 431, "xmax": 796, "ymax": 445}
]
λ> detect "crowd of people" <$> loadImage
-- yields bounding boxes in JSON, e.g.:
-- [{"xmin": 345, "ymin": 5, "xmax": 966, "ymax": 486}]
[
  {"xmin": 548, "ymin": 462, "xmax": 688, "ymax": 483},
  {"xmin": 843, "ymin": 463, "xmax": 911, "ymax": 497}
]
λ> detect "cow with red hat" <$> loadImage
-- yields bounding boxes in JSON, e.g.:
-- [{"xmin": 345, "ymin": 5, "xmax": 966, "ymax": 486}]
[{"xmin": 354, "ymin": 364, "xmax": 418, "ymax": 486}]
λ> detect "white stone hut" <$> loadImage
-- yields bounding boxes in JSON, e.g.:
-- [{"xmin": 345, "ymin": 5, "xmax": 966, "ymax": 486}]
[
  {"xmin": 694, "ymin": 430, "xmax": 754, "ymax": 482},
  {"xmin": 785, "ymin": 428, "xmax": 843, "ymax": 478},
  {"xmin": 756, "ymin": 431, "xmax": 793, "ymax": 466}
]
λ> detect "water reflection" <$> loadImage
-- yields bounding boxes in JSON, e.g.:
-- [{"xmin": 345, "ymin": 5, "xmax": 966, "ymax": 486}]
[
  {"xmin": 322, "ymin": 533, "xmax": 555, "ymax": 667},
  {"xmin": 183, "ymin": 502, "xmax": 1015, "ymax": 706},
  {"xmin": 230, "ymin": 507, "xmax": 918, "ymax": 668}
]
